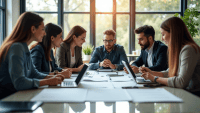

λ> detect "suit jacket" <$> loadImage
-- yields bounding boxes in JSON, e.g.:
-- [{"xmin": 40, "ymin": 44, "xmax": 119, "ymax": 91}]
[
  {"xmin": 132, "ymin": 41, "xmax": 168, "ymax": 71},
  {"xmin": 30, "ymin": 45, "xmax": 62, "ymax": 74},
  {"xmin": 55, "ymin": 41, "xmax": 83, "ymax": 68}
]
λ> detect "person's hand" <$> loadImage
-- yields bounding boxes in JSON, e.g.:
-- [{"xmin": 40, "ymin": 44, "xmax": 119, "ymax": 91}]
[
  {"xmin": 61, "ymin": 69, "xmax": 72, "ymax": 78},
  {"xmin": 139, "ymin": 67, "xmax": 152, "ymax": 73},
  {"xmin": 123, "ymin": 67, "xmax": 129, "ymax": 74},
  {"xmin": 141, "ymin": 72, "xmax": 155, "ymax": 82},
  {"xmin": 47, "ymin": 76, "xmax": 63, "ymax": 86},
  {"xmin": 54, "ymin": 74, "xmax": 65, "ymax": 81},
  {"xmin": 100, "ymin": 59, "xmax": 109, "ymax": 67},
  {"xmin": 131, "ymin": 66, "xmax": 139, "ymax": 73},
  {"xmin": 104, "ymin": 59, "xmax": 116, "ymax": 69}
]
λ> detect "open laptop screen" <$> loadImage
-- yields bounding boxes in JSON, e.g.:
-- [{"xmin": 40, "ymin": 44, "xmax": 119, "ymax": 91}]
[
  {"xmin": 122, "ymin": 61, "xmax": 137, "ymax": 80},
  {"xmin": 75, "ymin": 64, "xmax": 88, "ymax": 84}
]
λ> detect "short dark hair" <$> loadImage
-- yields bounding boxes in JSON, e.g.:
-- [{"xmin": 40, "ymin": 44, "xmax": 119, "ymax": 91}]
[
  {"xmin": 103, "ymin": 29, "xmax": 116, "ymax": 38},
  {"xmin": 135, "ymin": 25, "xmax": 155, "ymax": 40}
]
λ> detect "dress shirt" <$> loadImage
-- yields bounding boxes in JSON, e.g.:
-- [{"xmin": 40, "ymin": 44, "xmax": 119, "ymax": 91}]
[
  {"xmin": 89, "ymin": 44, "xmax": 128, "ymax": 70},
  {"xmin": 145, "ymin": 42, "xmax": 154, "ymax": 67}
]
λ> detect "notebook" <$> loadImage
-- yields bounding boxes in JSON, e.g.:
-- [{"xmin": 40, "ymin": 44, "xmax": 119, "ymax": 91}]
[
  {"xmin": 122, "ymin": 61, "xmax": 157, "ymax": 84},
  {"xmin": 60, "ymin": 64, "xmax": 89, "ymax": 87},
  {"xmin": 0, "ymin": 101, "xmax": 43, "ymax": 112}
]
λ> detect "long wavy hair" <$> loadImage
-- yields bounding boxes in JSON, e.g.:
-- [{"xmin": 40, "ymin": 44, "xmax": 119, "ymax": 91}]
[
  {"xmin": 30, "ymin": 23, "xmax": 62, "ymax": 61},
  {"xmin": 63, "ymin": 25, "xmax": 86, "ymax": 43},
  {"xmin": 161, "ymin": 17, "xmax": 200, "ymax": 77},
  {"xmin": 0, "ymin": 12, "xmax": 43, "ymax": 64}
]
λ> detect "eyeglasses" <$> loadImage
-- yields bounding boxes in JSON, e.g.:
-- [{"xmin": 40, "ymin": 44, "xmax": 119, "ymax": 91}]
[{"xmin": 103, "ymin": 39, "xmax": 114, "ymax": 43}]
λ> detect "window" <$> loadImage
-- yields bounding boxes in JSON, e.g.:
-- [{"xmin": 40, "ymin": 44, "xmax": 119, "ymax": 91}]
[
  {"xmin": 23, "ymin": 0, "xmax": 187, "ymax": 55},
  {"xmin": 0, "ymin": 0, "xmax": 5, "ymax": 45},
  {"xmin": 187, "ymin": 0, "xmax": 200, "ymax": 45}
]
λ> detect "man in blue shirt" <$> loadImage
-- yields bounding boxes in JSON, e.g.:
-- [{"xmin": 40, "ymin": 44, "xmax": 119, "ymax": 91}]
[
  {"xmin": 89, "ymin": 29, "xmax": 128, "ymax": 70},
  {"xmin": 124, "ymin": 25, "xmax": 168, "ymax": 74}
]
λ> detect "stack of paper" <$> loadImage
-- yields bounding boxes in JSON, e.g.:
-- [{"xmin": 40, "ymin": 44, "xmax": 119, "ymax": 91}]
[
  {"xmin": 31, "ymin": 89, "xmax": 87, "ymax": 102},
  {"xmin": 83, "ymin": 76, "xmax": 108, "ymax": 82}
]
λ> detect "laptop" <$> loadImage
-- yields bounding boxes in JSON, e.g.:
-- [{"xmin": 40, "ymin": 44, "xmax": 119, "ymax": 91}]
[
  {"xmin": 122, "ymin": 61, "xmax": 157, "ymax": 84},
  {"xmin": 60, "ymin": 64, "xmax": 89, "ymax": 87}
]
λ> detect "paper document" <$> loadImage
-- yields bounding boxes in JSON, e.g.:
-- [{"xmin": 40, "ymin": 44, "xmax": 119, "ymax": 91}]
[
  {"xmin": 86, "ymin": 89, "xmax": 132, "ymax": 102},
  {"xmin": 79, "ymin": 82, "xmax": 114, "ymax": 88},
  {"xmin": 31, "ymin": 89, "xmax": 87, "ymax": 102},
  {"xmin": 97, "ymin": 69, "xmax": 115, "ymax": 72},
  {"xmin": 110, "ymin": 76, "xmax": 132, "ymax": 82},
  {"xmin": 126, "ymin": 88, "xmax": 183, "ymax": 103},
  {"xmin": 83, "ymin": 76, "xmax": 108, "ymax": 82}
]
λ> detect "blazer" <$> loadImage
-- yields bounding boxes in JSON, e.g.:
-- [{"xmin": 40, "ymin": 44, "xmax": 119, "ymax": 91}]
[
  {"xmin": 55, "ymin": 41, "xmax": 83, "ymax": 68},
  {"xmin": 0, "ymin": 42, "xmax": 47, "ymax": 99},
  {"xmin": 132, "ymin": 41, "xmax": 168, "ymax": 71},
  {"xmin": 162, "ymin": 45, "xmax": 200, "ymax": 92},
  {"xmin": 30, "ymin": 45, "xmax": 62, "ymax": 74},
  {"xmin": 89, "ymin": 44, "xmax": 129, "ymax": 70}
]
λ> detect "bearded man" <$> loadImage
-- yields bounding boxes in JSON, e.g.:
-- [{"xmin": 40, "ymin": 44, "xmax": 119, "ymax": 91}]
[{"xmin": 124, "ymin": 25, "xmax": 168, "ymax": 74}]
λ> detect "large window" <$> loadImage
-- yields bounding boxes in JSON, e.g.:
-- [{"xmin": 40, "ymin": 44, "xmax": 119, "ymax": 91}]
[
  {"xmin": 23, "ymin": 0, "xmax": 189, "ymax": 55},
  {"xmin": 0, "ymin": 0, "xmax": 5, "ymax": 45},
  {"xmin": 187, "ymin": 0, "xmax": 200, "ymax": 45}
]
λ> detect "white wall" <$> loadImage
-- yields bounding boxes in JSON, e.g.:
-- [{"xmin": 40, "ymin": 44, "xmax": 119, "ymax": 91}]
[{"xmin": 6, "ymin": 0, "xmax": 20, "ymax": 37}]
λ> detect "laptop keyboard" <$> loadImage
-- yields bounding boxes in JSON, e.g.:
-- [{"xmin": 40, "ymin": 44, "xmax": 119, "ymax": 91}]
[{"xmin": 63, "ymin": 81, "xmax": 73, "ymax": 86}]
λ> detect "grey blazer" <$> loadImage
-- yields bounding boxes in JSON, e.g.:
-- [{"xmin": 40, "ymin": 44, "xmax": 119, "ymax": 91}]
[
  {"xmin": 162, "ymin": 45, "xmax": 200, "ymax": 92},
  {"xmin": 55, "ymin": 42, "xmax": 83, "ymax": 68}
]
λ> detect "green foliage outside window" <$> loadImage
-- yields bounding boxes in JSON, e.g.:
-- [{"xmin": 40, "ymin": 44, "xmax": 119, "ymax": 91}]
[{"xmin": 174, "ymin": 8, "xmax": 200, "ymax": 38}]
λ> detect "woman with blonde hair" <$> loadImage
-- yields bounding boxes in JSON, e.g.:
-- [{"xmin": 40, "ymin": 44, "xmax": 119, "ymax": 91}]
[
  {"xmin": 140, "ymin": 17, "xmax": 200, "ymax": 96},
  {"xmin": 0, "ymin": 12, "xmax": 64, "ymax": 99},
  {"xmin": 55, "ymin": 25, "xmax": 86, "ymax": 72}
]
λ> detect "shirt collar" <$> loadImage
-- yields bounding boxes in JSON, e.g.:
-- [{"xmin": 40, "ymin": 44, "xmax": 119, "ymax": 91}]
[
  {"xmin": 103, "ymin": 44, "xmax": 116, "ymax": 53},
  {"xmin": 145, "ymin": 42, "xmax": 154, "ymax": 53}
]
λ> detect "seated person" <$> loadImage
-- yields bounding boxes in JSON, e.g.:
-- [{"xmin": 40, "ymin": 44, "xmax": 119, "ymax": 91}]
[
  {"xmin": 0, "ymin": 12, "xmax": 64, "ymax": 100},
  {"xmin": 30, "ymin": 23, "xmax": 71, "ymax": 77},
  {"xmin": 140, "ymin": 17, "xmax": 200, "ymax": 96},
  {"xmin": 89, "ymin": 29, "xmax": 128, "ymax": 70},
  {"xmin": 124, "ymin": 25, "xmax": 168, "ymax": 74},
  {"xmin": 55, "ymin": 25, "xmax": 86, "ymax": 72}
]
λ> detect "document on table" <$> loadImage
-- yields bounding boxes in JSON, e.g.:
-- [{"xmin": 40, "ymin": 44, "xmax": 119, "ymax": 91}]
[
  {"xmin": 83, "ymin": 76, "xmax": 108, "ymax": 82},
  {"xmin": 31, "ymin": 89, "xmax": 87, "ymax": 102},
  {"xmin": 79, "ymin": 82, "xmax": 114, "ymax": 89},
  {"xmin": 86, "ymin": 89, "xmax": 132, "ymax": 102},
  {"xmin": 126, "ymin": 88, "xmax": 183, "ymax": 103},
  {"xmin": 110, "ymin": 76, "xmax": 132, "ymax": 82}
]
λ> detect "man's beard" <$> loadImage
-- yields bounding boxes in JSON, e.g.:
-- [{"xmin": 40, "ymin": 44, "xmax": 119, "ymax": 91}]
[
  {"xmin": 105, "ymin": 45, "xmax": 114, "ymax": 51},
  {"xmin": 140, "ymin": 39, "xmax": 150, "ymax": 50}
]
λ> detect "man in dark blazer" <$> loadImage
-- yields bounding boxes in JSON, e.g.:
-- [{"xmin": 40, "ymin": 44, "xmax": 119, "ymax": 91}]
[{"xmin": 124, "ymin": 25, "xmax": 168, "ymax": 73}]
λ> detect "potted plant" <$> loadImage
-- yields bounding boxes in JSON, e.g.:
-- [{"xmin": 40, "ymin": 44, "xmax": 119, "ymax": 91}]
[
  {"xmin": 82, "ymin": 44, "xmax": 94, "ymax": 61},
  {"xmin": 174, "ymin": 8, "xmax": 200, "ymax": 38}
]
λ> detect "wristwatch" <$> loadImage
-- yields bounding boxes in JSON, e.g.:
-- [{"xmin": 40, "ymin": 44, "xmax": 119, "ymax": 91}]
[
  {"xmin": 154, "ymin": 76, "xmax": 159, "ymax": 83},
  {"xmin": 54, "ymin": 70, "xmax": 59, "ymax": 75}
]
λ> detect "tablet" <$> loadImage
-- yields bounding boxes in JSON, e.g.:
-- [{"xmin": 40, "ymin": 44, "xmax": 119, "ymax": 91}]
[{"xmin": 0, "ymin": 101, "xmax": 43, "ymax": 112}]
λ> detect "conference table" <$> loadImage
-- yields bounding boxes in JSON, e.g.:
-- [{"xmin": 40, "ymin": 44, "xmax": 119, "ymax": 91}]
[{"xmin": 2, "ymin": 70, "xmax": 200, "ymax": 113}]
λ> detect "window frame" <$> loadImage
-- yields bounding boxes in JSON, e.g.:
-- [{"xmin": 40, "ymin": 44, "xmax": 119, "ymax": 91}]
[
  {"xmin": 21, "ymin": 0, "xmax": 187, "ymax": 59},
  {"xmin": 0, "ymin": 0, "xmax": 6, "ymax": 44}
]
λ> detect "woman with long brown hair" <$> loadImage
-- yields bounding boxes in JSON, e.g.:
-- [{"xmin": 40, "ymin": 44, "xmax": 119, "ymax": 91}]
[
  {"xmin": 30, "ymin": 23, "xmax": 72, "ymax": 77},
  {"xmin": 0, "ymin": 12, "xmax": 64, "ymax": 99},
  {"xmin": 140, "ymin": 17, "xmax": 200, "ymax": 95},
  {"xmin": 55, "ymin": 25, "xmax": 86, "ymax": 72}
]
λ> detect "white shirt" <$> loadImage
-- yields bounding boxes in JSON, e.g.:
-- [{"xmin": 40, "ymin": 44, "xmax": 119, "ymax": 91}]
[
  {"xmin": 145, "ymin": 42, "xmax": 154, "ymax": 67},
  {"xmin": 70, "ymin": 49, "xmax": 76, "ymax": 68}
]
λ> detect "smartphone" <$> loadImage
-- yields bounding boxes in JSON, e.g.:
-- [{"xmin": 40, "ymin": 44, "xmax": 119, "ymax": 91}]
[{"xmin": 122, "ymin": 86, "xmax": 138, "ymax": 89}]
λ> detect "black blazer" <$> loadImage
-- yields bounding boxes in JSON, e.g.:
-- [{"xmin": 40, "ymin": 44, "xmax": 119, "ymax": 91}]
[
  {"xmin": 131, "ymin": 41, "xmax": 168, "ymax": 71},
  {"xmin": 55, "ymin": 42, "xmax": 83, "ymax": 68},
  {"xmin": 30, "ymin": 45, "xmax": 62, "ymax": 74}
]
